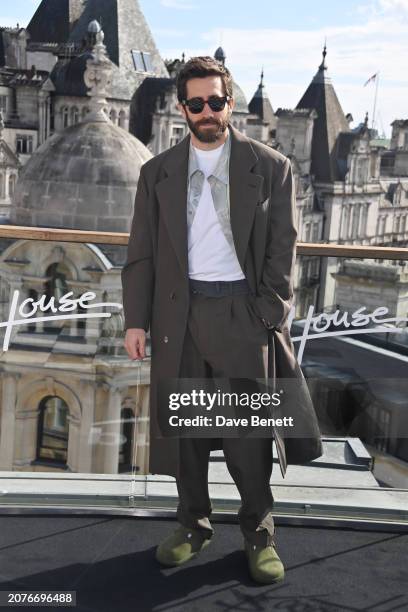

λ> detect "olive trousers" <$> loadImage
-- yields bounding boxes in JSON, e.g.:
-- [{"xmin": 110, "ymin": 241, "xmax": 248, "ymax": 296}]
[{"xmin": 175, "ymin": 289, "xmax": 276, "ymax": 546}]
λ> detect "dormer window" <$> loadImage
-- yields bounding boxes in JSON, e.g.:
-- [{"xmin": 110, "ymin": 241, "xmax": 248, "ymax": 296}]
[{"xmin": 131, "ymin": 50, "xmax": 153, "ymax": 73}]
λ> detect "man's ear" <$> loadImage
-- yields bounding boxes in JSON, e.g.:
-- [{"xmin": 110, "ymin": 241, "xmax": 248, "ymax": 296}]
[{"xmin": 176, "ymin": 102, "xmax": 186, "ymax": 118}]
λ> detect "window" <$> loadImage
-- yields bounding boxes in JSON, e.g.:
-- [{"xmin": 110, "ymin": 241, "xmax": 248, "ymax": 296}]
[
  {"xmin": 36, "ymin": 396, "xmax": 69, "ymax": 465},
  {"xmin": 62, "ymin": 106, "xmax": 69, "ymax": 128},
  {"xmin": 351, "ymin": 205, "xmax": 360, "ymax": 238},
  {"xmin": 118, "ymin": 110, "xmax": 126, "ymax": 128},
  {"xmin": 342, "ymin": 206, "xmax": 350, "ymax": 239},
  {"xmin": 312, "ymin": 222, "xmax": 319, "ymax": 242},
  {"xmin": 142, "ymin": 52, "xmax": 153, "ymax": 72},
  {"xmin": 71, "ymin": 106, "xmax": 79, "ymax": 124},
  {"xmin": 16, "ymin": 134, "xmax": 33, "ymax": 154},
  {"xmin": 44, "ymin": 262, "xmax": 70, "ymax": 331},
  {"xmin": 355, "ymin": 158, "xmax": 367, "ymax": 186},
  {"xmin": 170, "ymin": 125, "xmax": 185, "ymax": 147},
  {"xmin": 8, "ymin": 174, "xmax": 16, "ymax": 197},
  {"xmin": 404, "ymin": 132, "xmax": 408, "ymax": 150},
  {"xmin": 0, "ymin": 95, "xmax": 7, "ymax": 114},
  {"xmin": 26, "ymin": 289, "xmax": 38, "ymax": 332},
  {"xmin": 131, "ymin": 50, "xmax": 153, "ymax": 73}
]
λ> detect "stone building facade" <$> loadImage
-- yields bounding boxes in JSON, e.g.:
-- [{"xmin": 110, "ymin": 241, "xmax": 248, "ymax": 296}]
[
  {"xmin": 0, "ymin": 13, "xmax": 154, "ymax": 475},
  {"xmin": 0, "ymin": 0, "xmax": 407, "ymax": 474}
]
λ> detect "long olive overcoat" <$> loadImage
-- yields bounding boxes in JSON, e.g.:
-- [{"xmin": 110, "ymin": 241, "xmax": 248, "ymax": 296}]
[{"xmin": 121, "ymin": 124, "xmax": 323, "ymax": 478}]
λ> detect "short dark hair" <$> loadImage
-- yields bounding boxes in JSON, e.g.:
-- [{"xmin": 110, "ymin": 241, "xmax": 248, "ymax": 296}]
[{"xmin": 176, "ymin": 56, "xmax": 233, "ymax": 103}]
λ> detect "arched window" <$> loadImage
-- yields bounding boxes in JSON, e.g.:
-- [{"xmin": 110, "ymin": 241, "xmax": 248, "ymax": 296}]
[
  {"xmin": 82, "ymin": 107, "xmax": 89, "ymax": 119},
  {"xmin": 109, "ymin": 109, "xmax": 117, "ymax": 124},
  {"xmin": 71, "ymin": 106, "xmax": 79, "ymax": 124},
  {"xmin": 119, "ymin": 407, "xmax": 134, "ymax": 473},
  {"xmin": 8, "ymin": 174, "xmax": 16, "ymax": 198},
  {"xmin": 62, "ymin": 106, "xmax": 69, "ymax": 128},
  {"xmin": 118, "ymin": 110, "xmax": 126, "ymax": 128},
  {"xmin": 0, "ymin": 173, "xmax": 4, "ymax": 199},
  {"xmin": 45, "ymin": 262, "xmax": 70, "ymax": 301},
  {"xmin": 44, "ymin": 262, "xmax": 70, "ymax": 332},
  {"xmin": 36, "ymin": 396, "xmax": 69, "ymax": 466}
]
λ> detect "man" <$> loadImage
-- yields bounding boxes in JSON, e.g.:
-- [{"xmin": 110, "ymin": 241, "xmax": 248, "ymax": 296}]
[{"xmin": 122, "ymin": 56, "xmax": 323, "ymax": 584}]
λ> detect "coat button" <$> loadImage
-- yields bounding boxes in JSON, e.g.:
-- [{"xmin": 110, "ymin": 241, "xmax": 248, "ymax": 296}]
[
  {"xmin": 169, "ymin": 291, "xmax": 176, "ymax": 300},
  {"xmin": 163, "ymin": 336, "xmax": 169, "ymax": 343}
]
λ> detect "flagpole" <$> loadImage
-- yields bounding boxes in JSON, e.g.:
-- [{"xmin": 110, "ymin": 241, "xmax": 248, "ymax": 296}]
[{"xmin": 371, "ymin": 72, "xmax": 379, "ymax": 131}]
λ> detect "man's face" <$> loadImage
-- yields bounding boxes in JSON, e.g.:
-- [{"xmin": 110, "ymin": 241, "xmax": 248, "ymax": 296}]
[{"xmin": 179, "ymin": 75, "xmax": 234, "ymax": 143}]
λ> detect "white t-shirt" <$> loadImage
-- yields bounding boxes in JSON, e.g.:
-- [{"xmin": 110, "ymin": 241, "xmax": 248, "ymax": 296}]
[{"xmin": 188, "ymin": 142, "xmax": 245, "ymax": 281}]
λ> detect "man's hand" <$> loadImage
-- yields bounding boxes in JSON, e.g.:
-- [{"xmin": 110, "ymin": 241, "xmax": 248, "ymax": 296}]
[{"xmin": 125, "ymin": 328, "xmax": 146, "ymax": 360}]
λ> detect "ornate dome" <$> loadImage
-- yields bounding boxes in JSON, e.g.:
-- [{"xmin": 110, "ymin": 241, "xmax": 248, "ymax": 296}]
[
  {"xmin": 232, "ymin": 80, "xmax": 248, "ymax": 113},
  {"xmin": 11, "ymin": 120, "xmax": 151, "ymax": 233},
  {"xmin": 12, "ymin": 26, "xmax": 152, "ymax": 234}
]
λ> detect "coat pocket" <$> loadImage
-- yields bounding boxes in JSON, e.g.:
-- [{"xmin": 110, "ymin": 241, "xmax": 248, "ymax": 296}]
[{"xmin": 256, "ymin": 197, "xmax": 269, "ymax": 212}]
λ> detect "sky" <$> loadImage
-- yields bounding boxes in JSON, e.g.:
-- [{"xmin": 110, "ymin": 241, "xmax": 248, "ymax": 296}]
[{"xmin": 1, "ymin": 0, "xmax": 408, "ymax": 137}]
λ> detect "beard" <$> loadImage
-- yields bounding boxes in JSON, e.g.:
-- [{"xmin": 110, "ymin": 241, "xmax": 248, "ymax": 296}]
[{"xmin": 186, "ymin": 113, "xmax": 230, "ymax": 143}]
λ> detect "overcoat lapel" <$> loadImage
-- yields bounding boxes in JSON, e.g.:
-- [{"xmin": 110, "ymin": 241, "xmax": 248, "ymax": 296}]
[
  {"xmin": 228, "ymin": 125, "xmax": 264, "ymax": 270},
  {"xmin": 154, "ymin": 124, "xmax": 265, "ymax": 275},
  {"xmin": 154, "ymin": 136, "xmax": 190, "ymax": 277}
]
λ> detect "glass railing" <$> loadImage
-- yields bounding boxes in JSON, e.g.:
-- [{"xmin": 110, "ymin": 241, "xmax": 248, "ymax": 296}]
[{"xmin": 0, "ymin": 226, "xmax": 407, "ymax": 529}]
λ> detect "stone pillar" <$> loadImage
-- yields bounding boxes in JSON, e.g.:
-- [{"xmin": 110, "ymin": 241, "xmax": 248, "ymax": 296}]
[
  {"xmin": 7, "ymin": 281, "xmax": 24, "ymax": 333},
  {"xmin": 46, "ymin": 96, "xmax": 51, "ymax": 139},
  {"xmin": 0, "ymin": 372, "xmax": 21, "ymax": 469},
  {"xmin": 38, "ymin": 95, "xmax": 45, "ymax": 145},
  {"xmin": 14, "ymin": 408, "xmax": 39, "ymax": 468},
  {"xmin": 66, "ymin": 411, "xmax": 81, "ymax": 472},
  {"xmin": 4, "ymin": 169, "xmax": 9, "ymax": 200},
  {"xmin": 102, "ymin": 383, "xmax": 122, "ymax": 474}
]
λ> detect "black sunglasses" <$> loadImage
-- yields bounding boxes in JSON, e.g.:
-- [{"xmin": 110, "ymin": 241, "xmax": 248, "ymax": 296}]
[{"xmin": 182, "ymin": 95, "xmax": 231, "ymax": 114}]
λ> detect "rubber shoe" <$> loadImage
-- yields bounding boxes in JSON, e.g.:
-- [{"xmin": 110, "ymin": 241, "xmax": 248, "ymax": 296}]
[
  {"xmin": 155, "ymin": 525, "xmax": 212, "ymax": 567},
  {"xmin": 245, "ymin": 540, "xmax": 285, "ymax": 584}
]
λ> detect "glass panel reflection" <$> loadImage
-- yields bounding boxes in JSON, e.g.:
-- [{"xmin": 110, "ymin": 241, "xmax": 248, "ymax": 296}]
[
  {"xmin": 0, "ymin": 243, "xmax": 405, "ymax": 524},
  {"xmin": 293, "ymin": 254, "xmax": 408, "ymax": 489}
]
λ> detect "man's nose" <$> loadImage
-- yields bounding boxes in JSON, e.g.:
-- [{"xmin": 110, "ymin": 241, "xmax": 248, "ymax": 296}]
[{"xmin": 201, "ymin": 102, "xmax": 214, "ymax": 117}]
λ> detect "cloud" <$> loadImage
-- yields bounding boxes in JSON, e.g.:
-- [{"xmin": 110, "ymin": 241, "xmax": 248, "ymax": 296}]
[
  {"xmin": 159, "ymin": 2, "xmax": 407, "ymax": 136},
  {"xmin": 152, "ymin": 27, "xmax": 188, "ymax": 38},
  {"xmin": 379, "ymin": 0, "xmax": 408, "ymax": 13},
  {"xmin": 160, "ymin": 0, "xmax": 198, "ymax": 9}
]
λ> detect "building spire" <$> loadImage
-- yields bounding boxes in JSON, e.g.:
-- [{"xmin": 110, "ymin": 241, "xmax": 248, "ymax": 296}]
[
  {"xmin": 319, "ymin": 41, "xmax": 327, "ymax": 72},
  {"xmin": 83, "ymin": 23, "xmax": 112, "ymax": 123}
]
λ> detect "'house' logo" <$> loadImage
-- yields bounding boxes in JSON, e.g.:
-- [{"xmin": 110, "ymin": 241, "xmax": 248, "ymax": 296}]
[{"xmin": 0, "ymin": 290, "xmax": 123, "ymax": 351}]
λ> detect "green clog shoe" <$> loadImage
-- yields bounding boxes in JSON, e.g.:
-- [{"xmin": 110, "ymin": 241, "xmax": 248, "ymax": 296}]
[
  {"xmin": 245, "ymin": 540, "xmax": 285, "ymax": 584},
  {"xmin": 155, "ymin": 525, "xmax": 212, "ymax": 567}
]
